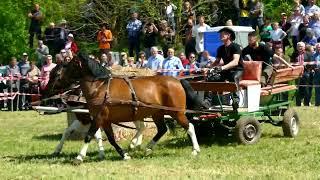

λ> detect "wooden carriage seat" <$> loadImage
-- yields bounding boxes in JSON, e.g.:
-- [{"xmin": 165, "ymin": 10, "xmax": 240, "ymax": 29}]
[
  {"xmin": 239, "ymin": 61, "xmax": 263, "ymax": 87},
  {"xmin": 260, "ymin": 66, "xmax": 304, "ymax": 96}
]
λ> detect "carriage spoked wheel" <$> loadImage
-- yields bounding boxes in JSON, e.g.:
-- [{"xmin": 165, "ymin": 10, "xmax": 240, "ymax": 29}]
[
  {"xmin": 234, "ymin": 117, "xmax": 261, "ymax": 145},
  {"xmin": 282, "ymin": 108, "xmax": 299, "ymax": 137}
]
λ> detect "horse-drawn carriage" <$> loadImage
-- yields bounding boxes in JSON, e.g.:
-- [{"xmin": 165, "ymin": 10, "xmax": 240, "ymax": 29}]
[{"xmin": 187, "ymin": 62, "xmax": 303, "ymax": 144}]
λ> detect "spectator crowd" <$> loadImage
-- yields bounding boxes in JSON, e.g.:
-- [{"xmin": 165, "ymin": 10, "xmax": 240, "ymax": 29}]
[{"xmin": 2, "ymin": 0, "xmax": 320, "ymax": 111}]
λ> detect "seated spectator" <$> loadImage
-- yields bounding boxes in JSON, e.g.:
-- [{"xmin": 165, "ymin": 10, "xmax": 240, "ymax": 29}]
[
  {"xmin": 178, "ymin": 52, "xmax": 190, "ymax": 68},
  {"xmin": 18, "ymin": 53, "xmax": 31, "ymax": 110},
  {"xmin": 136, "ymin": 52, "xmax": 148, "ymax": 68},
  {"xmin": 126, "ymin": 57, "xmax": 136, "ymax": 67},
  {"xmin": 146, "ymin": 46, "xmax": 164, "ymax": 70},
  {"xmin": 60, "ymin": 49, "xmax": 68, "ymax": 61},
  {"xmin": 6, "ymin": 57, "xmax": 21, "ymax": 111},
  {"xmin": 188, "ymin": 53, "xmax": 199, "ymax": 70},
  {"xmin": 27, "ymin": 61, "xmax": 41, "ymax": 102},
  {"xmin": 162, "ymin": 48, "xmax": 184, "ymax": 76},
  {"xmin": 270, "ymin": 22, "xmax": 287, "ymax": 50},
  {"xmin": 55, "ymin": 53, "xmax": 64, "ymax": 64},
  {"xmin": 302, "ymin": 28, "xmax": 318, "ymax": 46},
  {"xmin": 291, "ymin": 42, "xmax": 314, "ymax": 106},
  {"xmin": 65, "ymin": 34, "xmax": 78, "ymax": 54},
  {"xmin": 198, "ymin": 51, "xmax": 216, "ymax": 68},
  {"xmin": 40, "ymin": 55, "xmax": 56, "ymax": 90},
  {"xmin": 119, "ymin": 52, "xmax": 128, "ymax": 67},
  {"xmin": 101, "ymin": 52, "xmax": 115, "ymax": 68}
]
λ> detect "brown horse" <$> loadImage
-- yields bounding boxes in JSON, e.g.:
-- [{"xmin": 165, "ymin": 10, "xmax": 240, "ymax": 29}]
[{"xmin": 46, "ymin": 52, "xmax": 202, "ymax": 163}]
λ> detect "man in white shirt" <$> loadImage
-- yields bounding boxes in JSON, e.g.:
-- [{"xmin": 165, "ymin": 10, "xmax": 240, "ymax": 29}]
[
  {"xmin": 305, "ymin": 0, "xmax": 320, "ymax": 15},
  {"xmin": 192, "ymin": 16, "xmax": 211, "ymax": 59},
  {"xmin": 146, "ymin": 47, "xmax": 164, "ymax": 70}
]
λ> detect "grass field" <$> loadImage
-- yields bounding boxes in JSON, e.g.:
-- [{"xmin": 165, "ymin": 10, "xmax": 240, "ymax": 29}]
[{"xmin": 1, "ymin": 108, "xmax": 320, "ymax": 179}]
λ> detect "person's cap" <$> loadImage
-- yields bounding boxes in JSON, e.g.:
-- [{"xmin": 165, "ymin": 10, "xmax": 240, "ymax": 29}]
[
  {"xmin": 120, "ymin": 52, "xmax": 127, "ymax": 56},
  {"xmin": 218, "ymin": 27, "xmax": 236, "ymax": 41},
  {"xmin": 281, "ymin": 12, "xmax": 286, "ymax": 16},
  {"xmin": 68, "ymin": 33, "xmax": 74, "ymax": 38},
  {"xmin": 49, "ymin": 22, "xmax": 55, "ymax": 26},
  {"xmin": 60, "ymin": 19, "xmax": 67, "ymax": 24},
  {"xmin": 47, "ymin": 55, "xmax": 52, "ymax": 58},
  {"xmin": 60, "ymin": 49, "xmax": 66, "ymax": 53},
  {"xmin": 22, "ymin": 52, "xmax": 28, "ymax": 56}
]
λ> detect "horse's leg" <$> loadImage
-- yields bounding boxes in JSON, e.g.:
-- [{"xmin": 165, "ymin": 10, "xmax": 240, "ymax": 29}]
[
  {"xmin": 129, "ymin": 121, "xmax": 145, "ymax": 150},
  {"xmin": 53, "ymin": 119, "xmax": 82, "ymax": 156},
  {"xmin": 145, "ymin": 114, "xmax": 167, "ymax": 156},
  {"xmin": 75, "ymin": 121, "xmax": 98, "ymax": 163},
  {"xmin": 172, "ymin": 112, "xmax": 200, "ymax": 156},
  {"xmin": 93, "ymin": 128, "xmax": 105, "ymax": 160},
  {"xmin": 103, "ymin": 123, "xmax": 131, "ymax": 160}
]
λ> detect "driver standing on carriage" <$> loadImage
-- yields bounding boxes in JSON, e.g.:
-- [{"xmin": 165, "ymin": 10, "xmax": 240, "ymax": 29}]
[{"xmin": 205, "ymin": 27, "xmax": 243, "ymax": 111}]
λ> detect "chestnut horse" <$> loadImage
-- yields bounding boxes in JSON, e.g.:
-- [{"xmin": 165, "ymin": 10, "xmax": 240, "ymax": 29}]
[{"xmin": 46, "ymin": 52, "xmax": 202, "ymax": 163}]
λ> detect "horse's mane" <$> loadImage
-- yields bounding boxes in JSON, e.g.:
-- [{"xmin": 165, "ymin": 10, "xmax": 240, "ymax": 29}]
[{"xmin": 78, "ymin": 52, "xmax": 111, "ymax": 79}]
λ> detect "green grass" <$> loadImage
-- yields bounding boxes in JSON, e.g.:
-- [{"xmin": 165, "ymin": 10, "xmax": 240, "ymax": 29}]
[{"xmin": 1, "ymin": 108, "xmax": 320, "ymax": 179}]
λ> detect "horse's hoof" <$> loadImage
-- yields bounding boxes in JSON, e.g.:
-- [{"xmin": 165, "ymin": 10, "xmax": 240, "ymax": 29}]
[
  {"xmin": 72, "ymin": 159, "xmax": 83, "ymax": 166},
  {"xmin": 123, "ymin": 153, "xmax": 131, "ymax": 160},
  {"xmin": 145, "ymin": 148, "xmax": 153, "ymax": 156},
  {"xmin": 52, "ymin": 152, "xmax": 60, "ymax": 157},
  {"xmin": 192, "ymin": 150, "xmax": 199, "ymax": 156}
]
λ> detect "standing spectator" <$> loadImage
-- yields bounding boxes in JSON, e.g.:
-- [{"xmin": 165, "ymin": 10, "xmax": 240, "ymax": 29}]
[
  {"xmin": 162, "ymin": 48, "xmax": 184, "ymax": 76},
  {"xmin": 310, "ymin": 12, "xmax": 320, "ymax": 41},
  {"xmin": 40, "ymin": 55, "xmax": 56, "ymax": 90},
  {"xmin": 270, "ymin": 22, "xmax": 287, "ymax": 50},
  {"xmin": 126, "ymin": 12, "xmax": 142, "ymax": 61},
  {"xmin": 181, "ymin": 1, "xmax": 196, "ymax": 25},
  {"xmin": 294, "ymin": 0, "xmax": 306, "ymax": 16},
  {"xmin": 279, "ymin": 13, "xmax": 292, "ymax": 54},
  {"xmin": 18, "ymin": 55, "xmax": 31, "ymax": 110},
  {"xmin": 44, "ymin": 22, "xmax": 56, "ymax": 55},
  {"xmin": 298, "ymin": 15, "xmax": 310, "ymax": 42},
  {"xmin": 28, "ymin": 4, "xmax": 43, "ymax": 48},
  {"xmin": 159, "ymin": 20, "xmax": 175, "ymax": 58},
  {"xmin": 289, "ymin": 7, "xmax": 304, "ymax": 51},
  {"xmin": 192, "ymin": 16, "xmax": 211, "ymax": 59},
  {"xmin": 97, "ymin": 23, "xmax": 113, "ymax": 55},
  {"xmin": 36, "ymin": 40, "xmax": 49, "ymax": 67},
  {"xmin": 0, "ymin": 65, "xmax": 7, "ymax": 109},
  {"xmin": 183, "ymin": 18, "xmax": 196, "ymax": 57},
  {"xmin": 136, "ymin": 52, "xmax": 148, "ymax": 68},
  {"xmin": 64, "ymin": 34, "xmax": 78, "ymax": 54},
  {"xmin": 142, "ymin": 22, "xmax": 158, "ymax": 58},
  {"xmin": 6, "ymin": 57, "xmax": 21, "ymax": 111},
  {"xmin": 259, "ymin": 16, "xmax": 272, "ymax": 43},
  {"xmin": 313, "ymin": 43, "xmax": 320, "ymax": 106},
  {"xmin": 165, "ymin": 0, "xmax": 177, "ymax": 30},
  {"xmin": 305, "ymin": 0, "xmax": 320, "ymax": 15},
  {"xmin": 250, "ymin": 0, "xmax": 264, "ymax": 30},
  {"xmin": 178, "ymin": 52, "xmax": 190, "ymax": 68},
  {"xmin": 239, "ymin": 0, "xmax": 254, "ymax": 26},
  {"xmin": 146, "ymin": 46, "xmax": 164, "ymax": 70},
  {"xmin": 54, "ymin": 19, "xmax": 69, "ymax": 55},
  {"xmin": 291, "ymin": 42, "xmax": 314, "ymax": 106}
]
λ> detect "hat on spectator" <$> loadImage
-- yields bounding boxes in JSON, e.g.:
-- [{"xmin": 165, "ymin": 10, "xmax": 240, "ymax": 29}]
[
  {"xmin": 22, "ymin": 52, "xmax": 28, "ymax": 56},
  {"xmin": 218, "ymin": 27, "xmax": 236, "ymax": 41},
  {"xmin": 281, "ymin": 12, "xmax": 286, "ymax": 16},
  {"xmin": 60, "ymin": 49, "xmax": 66, "ymax": 53},
  {"xmin": 68, "ymin": 33, "xmax": 74, "ymax": 38}
]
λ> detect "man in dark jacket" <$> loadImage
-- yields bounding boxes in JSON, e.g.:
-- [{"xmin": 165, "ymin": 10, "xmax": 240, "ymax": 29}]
[{"xmin": 28, "ymin": 4, "xmax": 43, "ymax": 48}]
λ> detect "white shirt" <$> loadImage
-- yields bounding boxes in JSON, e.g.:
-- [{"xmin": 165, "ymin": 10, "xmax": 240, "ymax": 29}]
[
  {"xmin": 305, "ymin": 5, "xmax": 320, "ymax": 15},
  {"xmin": 192, "ymin": 23, "xmax": 211, "ymax": 53},
  {"xmin": 270, "ymin": 29, "xmax": 286, "ymax": 41},
  {"xmin": 166, "ymin": 4, "xmax": 177, "ymax": 18},
  {"xmin": 290, "ymin": 15, "xmax": 303, "ymax": 36}
]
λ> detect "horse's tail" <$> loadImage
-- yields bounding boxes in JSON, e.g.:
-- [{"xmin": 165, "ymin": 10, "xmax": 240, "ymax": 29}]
[{"xmin": 180, "ymin": 79, "xmax": 208, "ymax": 110}]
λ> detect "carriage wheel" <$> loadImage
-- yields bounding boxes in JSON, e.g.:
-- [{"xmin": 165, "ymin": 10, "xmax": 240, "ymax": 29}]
[
  {"xmin": 282, "ymin": 108, "xmax": 299, "ymax": 137},
  {"xmin": 235, "ymin": 117, "xmax": 261, "ymax": 145}
]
